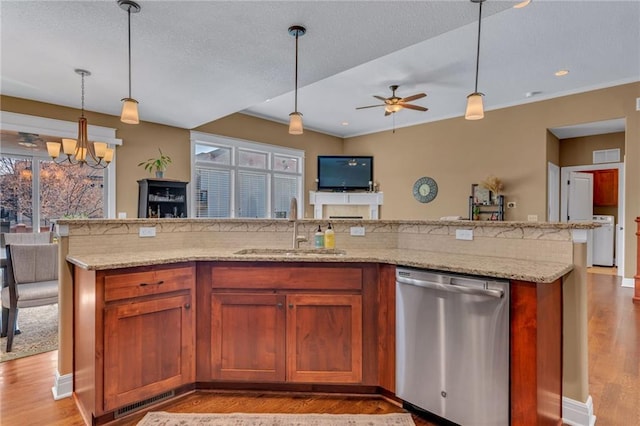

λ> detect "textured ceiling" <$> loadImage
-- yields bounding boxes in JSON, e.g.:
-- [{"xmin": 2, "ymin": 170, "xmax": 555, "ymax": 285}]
[{"xmin": 1, "ymin": 1, "xmax": 638, "ymax": 139}]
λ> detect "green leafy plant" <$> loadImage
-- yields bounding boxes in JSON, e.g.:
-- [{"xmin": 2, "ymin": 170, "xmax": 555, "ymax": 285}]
[{"xmin": 138, "ymin": 149, "xmax": 172, "ymax": 175}]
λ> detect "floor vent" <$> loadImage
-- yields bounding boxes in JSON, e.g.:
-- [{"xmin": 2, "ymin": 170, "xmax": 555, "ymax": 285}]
[{"xmin": 114, "ymin": 390, "xmax": 175, "ymax": 418}]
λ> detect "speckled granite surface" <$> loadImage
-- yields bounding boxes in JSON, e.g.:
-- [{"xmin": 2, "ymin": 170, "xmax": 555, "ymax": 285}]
[{"xmin": 66, "ymin": 247, "xmax": 572, "ymax": 283}]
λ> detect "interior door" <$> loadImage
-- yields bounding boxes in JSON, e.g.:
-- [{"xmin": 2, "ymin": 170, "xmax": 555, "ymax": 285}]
[{"xmin": 568, "ymin": 171, "xmax": 594, "ymax": 266}]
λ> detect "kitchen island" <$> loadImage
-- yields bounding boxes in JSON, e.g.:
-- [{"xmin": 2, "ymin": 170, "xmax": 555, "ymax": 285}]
[{"xmin": 56, "ymin": 218, "xmax": 592, "ymax": 426}]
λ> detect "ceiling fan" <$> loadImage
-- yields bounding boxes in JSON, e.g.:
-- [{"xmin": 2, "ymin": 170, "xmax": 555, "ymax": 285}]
[{"xmin": 356, "ymin": 85, "xmax": 428, "ymax": 116}]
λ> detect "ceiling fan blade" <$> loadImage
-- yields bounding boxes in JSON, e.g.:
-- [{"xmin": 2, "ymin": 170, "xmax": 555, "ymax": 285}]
[
  {"xmin": 400, "ymin": 93, "xmax": 426, "ymax": 103},
  {"xmin": 400, "ymin": 103, "xmax": 428, "ymax": 112},
  {"xmin": 373, "ymin": 95, "xmax": 388, "ymax": 102},
  {"xmin": 384, "ymin": 110, "xmax": 392, "ymax": 116},
  {"xmin": 356, "ymin": 104, "xmax": 385, "ymax": 110}
]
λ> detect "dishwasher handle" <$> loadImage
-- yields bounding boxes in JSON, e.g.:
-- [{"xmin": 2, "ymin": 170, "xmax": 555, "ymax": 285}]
[{"xmin": 396, "ymin": 275, "xmax": 504, "ymax": 299}]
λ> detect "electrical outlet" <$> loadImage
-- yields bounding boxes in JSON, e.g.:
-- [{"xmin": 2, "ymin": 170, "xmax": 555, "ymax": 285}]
[
  {"xmin": 139, "ymin": 227, "xmax": 156, "ymax": 237},
  {"xmin": 527, "ymin": 215, "xmax": 538, "ymax": 222},
  {"xmin": 455, "ymin": 229, "xmax": 473, "ymax": 241},
  {"xmin": 350, "ymin": 226, "xmax": 365, "ymax": 236},
  {"xmin": 507, "ymin": 201, "xmax": 516, "ymax": 208}
]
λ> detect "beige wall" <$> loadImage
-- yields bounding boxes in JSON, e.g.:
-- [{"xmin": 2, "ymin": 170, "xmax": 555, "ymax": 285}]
[
  {"xmin": 2, "ymin": 81, "xmax": 639, "ymax": 278},
  {"xmin": 343, "ymin": 82, "xmax": 640, "ymax": 278},
  {"xmin": 560, "ymin": 132, "xmax": 625, "ymax": 167}
]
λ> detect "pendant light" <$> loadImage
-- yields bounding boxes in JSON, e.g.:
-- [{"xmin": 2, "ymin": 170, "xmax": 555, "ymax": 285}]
[
  {"xmin": 465, "ymin": 0, "xmax": 486, "ymax": 120},
  {"xmin": 46, "ymin": 69, "xmax": 114, "ymax": 169},
  {"xmin": 288, "ymin": 25, "xmax": 306, "ymax": 135},
  {"xmin": 119, "ymin": 0, "xmax": 141, "ymax": 124}
]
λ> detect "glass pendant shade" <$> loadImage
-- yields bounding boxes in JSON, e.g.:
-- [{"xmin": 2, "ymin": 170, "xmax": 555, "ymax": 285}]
[
  {"xmin": 289, "ymin": 112, "xmax": 303, "ymax": 135},
  {"xmin": 465, "ymin": 93, "xmax": 485, "ymax": 120},
  {"xmin": 46, "ymin": 141, "xmax": 61, "ymax": 158},
  {"xmin": 121, "ymin": 98, "xmax": 139, "ymax": 124}
]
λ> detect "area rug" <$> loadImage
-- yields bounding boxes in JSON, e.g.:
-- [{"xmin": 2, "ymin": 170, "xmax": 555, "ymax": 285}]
[
  {"xmin": 137, "ymin": 412, "xmax": 416, "ymax": 426},
  {"xmin": 0, "ymin": 304, "xmax": 58, "ymax": 362}
]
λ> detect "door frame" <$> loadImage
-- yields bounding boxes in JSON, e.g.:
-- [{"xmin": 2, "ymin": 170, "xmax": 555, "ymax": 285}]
[{"xmin": 560, "ymin": 162, "xmax": 625, "ymax": 276}]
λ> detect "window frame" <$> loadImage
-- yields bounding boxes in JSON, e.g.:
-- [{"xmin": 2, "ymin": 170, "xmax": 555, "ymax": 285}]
[{"xmin": 190, "ymin": 131, "xmax": 304, "ymax": 219}]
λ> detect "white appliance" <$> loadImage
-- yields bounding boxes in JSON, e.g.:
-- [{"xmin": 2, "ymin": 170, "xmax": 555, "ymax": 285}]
[{"xmin": 592, "ymin": 215, "xmax": 615, "ymax": 266}]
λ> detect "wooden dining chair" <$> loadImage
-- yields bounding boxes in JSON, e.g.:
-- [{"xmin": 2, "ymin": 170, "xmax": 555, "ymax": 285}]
[{"xmin": 1, "ymin": 243, "xmax": 59, "ymax": 352}]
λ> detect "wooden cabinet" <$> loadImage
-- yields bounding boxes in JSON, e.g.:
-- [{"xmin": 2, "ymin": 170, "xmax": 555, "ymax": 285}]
[
  {"xmin": 138, "ymin": 178, "xmax": 188, "ymax": 218},
  {"xmin": 211, "ymin": 293, "xmax": 286, "ymax": 382},
  {"xmin": 73, "ymin": 263, "xmax": 196, "ymax": 422},
  {"xmin": 593, "ymin": 169, "xmax": 618, "ymax": 206},
  {"xmin": 203, "ymin": 263, "xmax": 372, "ymax": 385}
]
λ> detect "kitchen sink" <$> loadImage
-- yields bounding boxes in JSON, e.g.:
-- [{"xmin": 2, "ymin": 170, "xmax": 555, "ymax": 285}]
[{"xmin": 233, "ymin": 248, "xmax": 347, "ymax": 256}]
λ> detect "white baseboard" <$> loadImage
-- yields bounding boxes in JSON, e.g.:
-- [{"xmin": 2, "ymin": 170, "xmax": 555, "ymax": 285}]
[
  {"xmin": 563, "ymin": 395, "xmax": 596, "ymax": 426},
  {"xmin": 621, "ymin": 277, "xmax": 634, "ymax": 288},
  {"xmin": 51, "ymin": 370, "xmax": 73, "ymax": 400}
]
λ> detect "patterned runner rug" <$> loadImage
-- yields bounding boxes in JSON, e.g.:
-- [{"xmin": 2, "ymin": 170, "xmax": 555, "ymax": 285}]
[
  {"xmin": 0, "ymin": 304, "xmax": 58, "ymax": 362},
  {"xmin": 137, "ymin": 412, "xmax": 416, "ymax": 426}
]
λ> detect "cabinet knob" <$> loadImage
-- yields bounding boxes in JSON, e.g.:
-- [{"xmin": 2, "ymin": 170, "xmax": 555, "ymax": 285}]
[
  {"xmin": 288, "ymin": 304, "xmax": 294, "ymax": 309},
  {"xmin": 184, "ymin": 303, "xmax": 191, "ymax": 310},
  {"xmin": 277, "ymin": 303, "xmax": 283, "ymax": 308}
]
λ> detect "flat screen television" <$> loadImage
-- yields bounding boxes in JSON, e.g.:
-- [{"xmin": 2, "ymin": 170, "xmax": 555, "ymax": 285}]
[{"xmin": 317, "ymin": 155, "xmax": 373, "ymax": 191}]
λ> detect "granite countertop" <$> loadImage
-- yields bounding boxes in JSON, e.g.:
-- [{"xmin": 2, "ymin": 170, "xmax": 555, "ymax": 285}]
[{"xmin": 66, "ymin": 247, "xmax": 572, "ymax": 283}]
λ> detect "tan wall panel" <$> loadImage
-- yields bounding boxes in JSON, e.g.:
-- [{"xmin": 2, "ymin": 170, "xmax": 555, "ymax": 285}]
[{"xmin": 560, "ymin": 132, "xmax": 625, "ymax": 167}]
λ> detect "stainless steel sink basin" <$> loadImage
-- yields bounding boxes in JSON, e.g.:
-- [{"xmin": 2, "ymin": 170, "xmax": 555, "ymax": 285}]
[{"xmin": 233, "ymin": 248, "xmax": 347, "ymax": 256}]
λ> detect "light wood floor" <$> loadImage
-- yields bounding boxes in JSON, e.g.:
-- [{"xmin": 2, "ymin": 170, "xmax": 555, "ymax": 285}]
[{"xmin": 1, "ymin": 272, "xmax": 637, "ymax": 426}]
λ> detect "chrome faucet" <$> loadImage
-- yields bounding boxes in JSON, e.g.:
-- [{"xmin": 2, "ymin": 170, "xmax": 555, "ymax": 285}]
[
  {"xmin": 290, "ymin": 197, "xmax": 307, "ymax": 248},
  {"xmin": 291, "ymin": 221, "xmax": 308, "ymax": 249}
]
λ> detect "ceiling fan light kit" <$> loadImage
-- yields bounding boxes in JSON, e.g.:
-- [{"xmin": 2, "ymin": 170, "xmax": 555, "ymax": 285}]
[
  {"xmin": 466, "ymin": 0, "xmax": 486, "ymax": 120},
  {"xmin": 119, "ymin": 0, "xmax": 141, "ymax": 125},
  {"xmin": 288, "ymin": 25, "xmax": 306, "ymax": 135},
  {"xmin": 356, "ymin": 84, "xmax": 427, "ymax": 117}
]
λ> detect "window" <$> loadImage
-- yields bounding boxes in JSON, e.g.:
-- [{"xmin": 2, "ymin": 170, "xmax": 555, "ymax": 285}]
[
  {"xmin": 191, "ymin": 132, "xmax": 304, "ymax": 219},
  {"xmin": 0, "ymin": 112, "xmax": 121, "ymax": 229}
]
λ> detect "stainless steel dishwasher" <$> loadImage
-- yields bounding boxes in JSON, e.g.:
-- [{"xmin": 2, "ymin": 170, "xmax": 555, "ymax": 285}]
[{"xmin": 396, "ymin": 267, "xmax": 509, "ymax": 426}]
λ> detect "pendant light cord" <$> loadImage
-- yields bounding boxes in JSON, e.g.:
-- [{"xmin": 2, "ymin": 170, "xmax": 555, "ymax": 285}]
[
  {"xmin": 127, "ymin": 5, "xmax": 132, "ymax": 98},
  {"xmin": 294, "ymin": 31, "xmax": 299, "ymax": 113},
  {"xmin": 473, "ymin": 1, "xmax": 483, "ymax": 93},
  {"xmin": 81, "ymin": 72, "xmax": 85, "ymax": 117}
]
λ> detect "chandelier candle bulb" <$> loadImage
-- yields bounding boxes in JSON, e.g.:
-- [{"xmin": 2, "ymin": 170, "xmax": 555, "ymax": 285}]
[
  {"xmin": 104, "ymin": 148, "xmax": 114, "ymax": 163},
  {"xmin": 46, "ymin": 142, "xmax": 61, "ymax": 158},
  {"xmin": 93, "ymin": 142, "xmax": 107, "ymax": 158},
  {"xmin": 62, "ymin": 138, "xmax": 77, "ymax": 155}
]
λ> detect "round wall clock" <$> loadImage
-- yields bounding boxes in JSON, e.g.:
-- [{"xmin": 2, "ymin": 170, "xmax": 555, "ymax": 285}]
[{"xmin": 412, "ymin": 176, "xmax": 438, "ymax": 203}]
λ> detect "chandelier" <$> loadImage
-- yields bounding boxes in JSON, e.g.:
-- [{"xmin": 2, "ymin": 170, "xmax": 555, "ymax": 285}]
[{"xmin": 46, "ymin": 69, "xmax": 114, "ymax": 169}]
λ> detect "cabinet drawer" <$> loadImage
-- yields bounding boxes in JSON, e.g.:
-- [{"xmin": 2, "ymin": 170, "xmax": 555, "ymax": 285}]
[
  {"xmin": 104, "ymin": 265, "xmax": 195, "ymax": 302},
  {"xmin": 211, "ymin": 265, "xmax": 362, "ymax": 291}
]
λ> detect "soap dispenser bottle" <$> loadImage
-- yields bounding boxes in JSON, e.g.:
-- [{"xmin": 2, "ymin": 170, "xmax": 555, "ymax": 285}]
[
  {"xmin": 314, "ymin": 225, "xmax": 324, "ymax": 248},
  {"xmin": 324, "ymin": 222, "xmax": 335, "ymax": 249}
]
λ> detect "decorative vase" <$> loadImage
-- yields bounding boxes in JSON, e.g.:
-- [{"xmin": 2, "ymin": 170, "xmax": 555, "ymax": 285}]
[{"xmin": 155, "ymin": 171, "xmax": 164, "ymax": 179}]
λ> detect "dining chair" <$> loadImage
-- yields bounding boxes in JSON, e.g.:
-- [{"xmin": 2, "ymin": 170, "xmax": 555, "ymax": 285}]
[
  {"xmin": 0, "ymin": 232, "xmax": 54, "ymax": 336},
  {"xmin": 1, "ymin": 243, "xmax": 59, "ymax": 352}
]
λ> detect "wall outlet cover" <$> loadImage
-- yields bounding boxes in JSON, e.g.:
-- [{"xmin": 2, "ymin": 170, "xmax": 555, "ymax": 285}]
[
  {"xmin": 350, "ymin": 226, "xmax": 366, "ymax": 236},
  {"xmin": 139, "ymin": 227, "xmax": 156, "ymax": 237},
  {"xmin": 527, "ymin": 215, "xmax": 538, "ymax": 222},
  {"xmin": 455, "ymin": 229, "xmax": 473, "ymax": 241}
]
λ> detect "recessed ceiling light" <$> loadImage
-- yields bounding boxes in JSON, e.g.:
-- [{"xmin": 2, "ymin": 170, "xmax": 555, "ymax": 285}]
[
  {"xmin": 525, "ymin": 91, "xmax": 542, "ymax": 98},
  {"xmin": 555, "ymin": 69, "xmax": 570, "ymax": 77},
  {"xmin": 341, "ymin": 121, "xmax": 349, "ymax": 126},
  {"xmin": 513, "ymin": 0, "xmax": 531, "ymax": 9}
]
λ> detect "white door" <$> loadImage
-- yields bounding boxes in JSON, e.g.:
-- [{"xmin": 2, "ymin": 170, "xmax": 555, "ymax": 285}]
[
  {"xmin": 548, "ymin": 162, "xmax": 560, "ymax": 221},
  {"xmin": 568, "ymin": 172, "xmax": 593, "ymax": 221},
  {"xmin": 568, "ymin": 171, "xmax": 594, "ymax": 266}
]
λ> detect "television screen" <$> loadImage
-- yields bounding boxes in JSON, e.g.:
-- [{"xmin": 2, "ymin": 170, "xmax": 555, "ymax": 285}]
[{"xmin": 317, "ymin": 156, "xmax": 373, "ymax": 191}]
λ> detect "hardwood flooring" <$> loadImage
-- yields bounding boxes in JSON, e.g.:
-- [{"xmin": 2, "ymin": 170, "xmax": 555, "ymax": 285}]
[{"xmin": 0, "ymin": 272, "xmax": 637, "ymax": 426}]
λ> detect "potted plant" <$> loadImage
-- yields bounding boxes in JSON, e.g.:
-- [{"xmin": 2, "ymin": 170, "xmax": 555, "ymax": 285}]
[{"xmin": 138, "ymin": 149, "xmax": 172, "ymax": 178}]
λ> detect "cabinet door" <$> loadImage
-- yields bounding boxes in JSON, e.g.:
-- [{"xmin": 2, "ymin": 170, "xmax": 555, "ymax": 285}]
[
  {"xmin": 103, "ymin": 293, "xmax": 194, "ymax": 411},
  {"xmin": 286, "ymin": 294, "xmax": 362, "ymax": 383},
  {"xmin": 593, "ymin": 169, "xmax": 618, "ymax": 206},
  {"xmin": 211, "ymin": 293, "xmax": 286, "ymax": 381}
]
